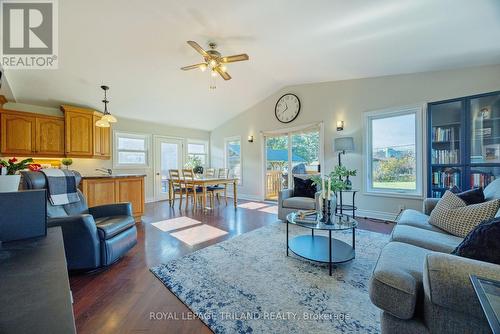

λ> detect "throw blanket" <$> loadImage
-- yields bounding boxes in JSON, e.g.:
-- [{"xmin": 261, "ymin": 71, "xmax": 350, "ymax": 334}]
[{"xmin": 41, "ymin": 169, "xmax": 80, "ymax": 205}]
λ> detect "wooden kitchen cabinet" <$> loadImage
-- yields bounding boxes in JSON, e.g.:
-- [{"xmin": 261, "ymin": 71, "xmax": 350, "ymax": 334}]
[
  {"xmin": 80, "ymin": 175, "xmax": 145, "ymax": 222},
  {"xmin": 36, "ymin": 117, "xmax": 65, "ymax": 156},
  {"xmin": 63, "ymin": 107, "xmax": 94, "ymax": 157},
  {"xmin": 92, "ymin": 115, "xmax": 111, "ymax": 159},
  {"xmin": 1, "ymin": 112, "xmax": 36, "ymax": 155}
]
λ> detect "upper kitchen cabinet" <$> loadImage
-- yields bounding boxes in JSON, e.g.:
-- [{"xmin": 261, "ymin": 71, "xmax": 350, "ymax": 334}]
[
  {"xmin": 0, "ymin": 110, "xmax": 64, "ymax": 156},
  {"xmin": 61, "ymin": 105, "xmax": 111, "ymax": 159}
]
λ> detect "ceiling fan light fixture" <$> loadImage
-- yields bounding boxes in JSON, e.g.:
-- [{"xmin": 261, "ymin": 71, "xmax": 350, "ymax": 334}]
[
  {"xmin": 209, "ymin": 59, "xmax": 217, "ymax": 68},
  {"xmin": 220, "ymin": 65, "xmax": 227, "ymax": 72},
  {"xmin": 211, "ymin": 69, "xmax": 217, "ymax": 77},
  {"xmin": 199, "ymin": 63, "xmax": 207, "ymax": 72}
]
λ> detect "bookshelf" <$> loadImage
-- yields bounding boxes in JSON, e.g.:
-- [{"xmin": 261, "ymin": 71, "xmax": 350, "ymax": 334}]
[{"xmin": 427, "ymin": 91, "xmax": 500, "ymax": 198}]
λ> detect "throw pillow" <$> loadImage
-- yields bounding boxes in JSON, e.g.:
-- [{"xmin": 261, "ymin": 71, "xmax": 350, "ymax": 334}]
[
  {"xmin": 457, "ymin": 187, "xmax": 485, "ymax": 205},
  {"xmin": 293, "ymin": 177, "xmax": 317, "ymax": 198},
  {"xmin": 429, "ymin": 190, "xmax": 500, "ymax": 237},
  {"xmin": 452, "ymin": 217, "xmax": 500, "ymax": 265}
]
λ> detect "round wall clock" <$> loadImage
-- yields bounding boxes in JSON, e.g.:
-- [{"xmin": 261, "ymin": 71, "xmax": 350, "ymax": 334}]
[{"xmin": 275, "ymin": 93, "xmax": 300, "ymax": 123}]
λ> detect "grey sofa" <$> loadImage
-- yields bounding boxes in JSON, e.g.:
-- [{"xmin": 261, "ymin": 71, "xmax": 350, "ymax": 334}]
[
  {"xmin": 369, "ymin": 179, "xmax": 500, "ymax": 334},
  {"xmin": 278, "ymin": 189, "xmax": 321, "ymax": 221}
]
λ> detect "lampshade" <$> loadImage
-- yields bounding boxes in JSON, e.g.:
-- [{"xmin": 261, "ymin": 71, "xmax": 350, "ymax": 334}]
[{"xmin": 334, "ymin": 137, "xmax": 355, "ymax": 152}]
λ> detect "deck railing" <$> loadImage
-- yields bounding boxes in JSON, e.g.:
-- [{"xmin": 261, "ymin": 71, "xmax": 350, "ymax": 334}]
[{"xmin": 266, "ymin": 170, "xmax": 283, "ymax": 199}]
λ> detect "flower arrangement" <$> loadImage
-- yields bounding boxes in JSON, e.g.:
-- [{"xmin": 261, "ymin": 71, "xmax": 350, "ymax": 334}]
[{"xmin": 0, "ymin": 157, "xmax": 34, "ymax": 175}]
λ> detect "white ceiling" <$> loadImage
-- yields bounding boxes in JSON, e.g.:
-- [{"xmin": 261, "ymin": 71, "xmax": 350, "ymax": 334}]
[{"xmin": 5, "ymin": 0, "xmax": 500, "ymax": 130}]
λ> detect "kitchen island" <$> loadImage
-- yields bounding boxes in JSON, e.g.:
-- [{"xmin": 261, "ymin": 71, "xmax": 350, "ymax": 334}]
[{"xmin": 80, "ymin": 174, "xmax": 145, "ymax": 222}]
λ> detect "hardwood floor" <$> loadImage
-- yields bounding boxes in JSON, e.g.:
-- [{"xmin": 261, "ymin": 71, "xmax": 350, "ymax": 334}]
[{"xmin": 70, "ymin": 199, "xmax": 394, "ymax": 334}]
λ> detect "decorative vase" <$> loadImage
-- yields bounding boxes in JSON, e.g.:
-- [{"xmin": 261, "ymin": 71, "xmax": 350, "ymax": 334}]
[
  {"xmin": 0, "ymin": 174, "xmax": 21, "ymax": 192},
  {"xmin": 345, "ymin": 176, "xmax": 352, "ymax": 190}
]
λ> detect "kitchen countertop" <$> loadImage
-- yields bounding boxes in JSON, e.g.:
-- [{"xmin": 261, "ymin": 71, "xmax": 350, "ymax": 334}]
[{"xmin": 81, "ymin": 173, "xmax": 146, "ymax": 179}]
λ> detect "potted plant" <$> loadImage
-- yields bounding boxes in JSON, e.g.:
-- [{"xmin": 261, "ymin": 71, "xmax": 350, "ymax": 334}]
[
  {"xmin": 61, "ymin": 158, "xmax": 73, "ymax": 170},
  {"xmin": 185, "ymin": 156, "xmax": 203, "ymax": 175},
  {"xmin": 0, "ymin": 157, "xmax": 33, "ymax": 192},
  {"xmin": 311, "ymin": 170, "xmax": 348, "ymax": 217}
]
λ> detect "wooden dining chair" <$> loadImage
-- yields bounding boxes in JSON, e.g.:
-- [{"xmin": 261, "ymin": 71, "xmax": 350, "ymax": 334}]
[
  {"xmin": 209, "ymin": 168, "xmax": 229, "ymax": 205},
  {"xmin": 182, "ymin": 169, "xmax": 203, "ymax": 210},
  {"xmin": 205, "ymin": 168, "xmax": 216, "ymax": 177},
  {"xmin": 168, "ymin": 169, "xmax": 183, "ymax": 208}
]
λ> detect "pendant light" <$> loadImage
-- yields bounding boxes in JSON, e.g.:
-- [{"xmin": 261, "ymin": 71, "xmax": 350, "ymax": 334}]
[{"xmin": 96, "ymin": 85, "xmax": 116, "ymax": 127}]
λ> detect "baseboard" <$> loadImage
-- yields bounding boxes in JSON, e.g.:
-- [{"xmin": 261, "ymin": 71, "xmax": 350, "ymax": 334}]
[
  {"xmin": 146, "ymin": 197, "xmax": 155, "ymax": 203},
  {"xmin": 356, "ymin": 209, "xmax": 397, "ymax": 222}
]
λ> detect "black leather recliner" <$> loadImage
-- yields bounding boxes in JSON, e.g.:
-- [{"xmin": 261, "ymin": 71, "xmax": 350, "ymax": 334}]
[{"xmin": 21, "ymin": 171, "xmax": 137, "ymax": 271}]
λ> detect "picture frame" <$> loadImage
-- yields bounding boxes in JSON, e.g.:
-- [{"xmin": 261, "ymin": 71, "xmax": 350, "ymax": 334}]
[
  {"xmin": 483, "ymin": 144, "xmax": 500, "ymax": 162},
  {"xmin": 480, "ymin": 106, "xmax": 491, "ymax": 119}
]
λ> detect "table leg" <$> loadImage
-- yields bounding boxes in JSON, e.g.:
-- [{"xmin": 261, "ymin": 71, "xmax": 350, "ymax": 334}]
[
  {"xmin": 352, "ymin": 191, "xmax": 356, "ymax": 218},
  {"xmin": 329, "ymin": 230, "xmax": 332, "ymax": 276},
  {"xmin": 202, "ymin": 185, "xmax": 207, "ymax": 211},
  {"xmin": 352, "ymin": 227, "xmax": 356, "ymax": 250},
  {"xmin": 286, "ymin": 221, "xmax": 289, "ymax": 256},
  {"xmin": 168, "ymin": 180, "xmax": 173, "ymax": 207},
  {"xmin": 233, "ymin": 180, "xmax": 237, "ymax": 207}
]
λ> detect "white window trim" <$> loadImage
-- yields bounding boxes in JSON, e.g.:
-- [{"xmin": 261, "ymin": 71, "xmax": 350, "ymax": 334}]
[
  {"xmin": 186, "ymin": 139, "xmax": 209, "ymax": 167},
  {"xmin": 113, "ymin": 131, "xmax": 151, "ymax": 169},
  {"xmin": 224, "ymin": 136, "xmax": 242, "ymax": 185},
  {"xmin": 363, "ymin": 104, "xmax": 424, "ymax": 199}
]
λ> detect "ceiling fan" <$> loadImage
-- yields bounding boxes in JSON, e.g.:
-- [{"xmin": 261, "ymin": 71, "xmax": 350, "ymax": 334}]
[{"xmin": 181, "ymin": 41, "xmax": 249, "ymax": 81}]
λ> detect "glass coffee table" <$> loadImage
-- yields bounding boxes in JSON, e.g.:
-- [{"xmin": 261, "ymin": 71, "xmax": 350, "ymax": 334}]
[{"xmin": 286, "ymin": 212, "xmax": 357, "ymax": 276}]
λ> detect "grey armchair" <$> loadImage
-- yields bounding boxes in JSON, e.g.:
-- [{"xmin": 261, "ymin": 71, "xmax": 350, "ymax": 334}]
[
  {"xmin": 278, "ymin": 188, "xmax": 321, "ymax": 221},
  {"xmin": 21, "ymin": 171, "xmax": 137, "ymax": 271}
]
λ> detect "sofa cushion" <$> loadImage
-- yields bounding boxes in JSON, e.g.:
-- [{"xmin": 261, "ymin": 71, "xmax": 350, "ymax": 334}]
[
  {"xmin": 452, "ymin": 216, "xmax": 500, "ymax": 265},
  {"xmin": 391, "ymin": 225, "xmax": 463, "ymax": 253},
  {"xmin": 369, "ymin": 242, "xmax": 432, "ymax": 320},
  {"xmin": 95, "ymin": 215, "xmax": 135, "ymax": 240},
  {"xmin": 429, "ymin": 191, "xmax": 500, "ymax": 237},
  {"xmin": 397, "ymin": 209, "xmax": 445, "ymax": 232},
  {"xmin": 456, "ymin": 187, "xmax": 485, "ymax": 205},
  {"xmin": 282, "ymin": 197, "xmax": 315, "ymax": 210}
]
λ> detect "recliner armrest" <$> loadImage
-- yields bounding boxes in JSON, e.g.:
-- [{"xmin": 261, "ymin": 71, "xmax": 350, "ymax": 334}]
[
  {"xmin": 423, "ymin": 198, "xmax": 440, "ymax": 215},
  {"xmin": 48, "ymin": 214, "xmax": 101, "ymax": 270},
  {"xmin": 88, "ymin": 202, "xmax": 133, "ymax": 219},
  {"xmin": 423, "ymin": 253, "xmax": 500, "ymax": 317}
]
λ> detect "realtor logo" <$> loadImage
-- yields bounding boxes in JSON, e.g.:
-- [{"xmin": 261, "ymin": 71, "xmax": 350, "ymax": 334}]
[{"xmin": 1, "ymin": 0, "xmax": 58, "ymax": 69}]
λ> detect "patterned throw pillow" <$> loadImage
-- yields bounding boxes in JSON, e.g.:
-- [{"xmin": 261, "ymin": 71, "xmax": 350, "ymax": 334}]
[{"xmin": 429, "ymin": 191, "xmax": 500, "ymax": 237}]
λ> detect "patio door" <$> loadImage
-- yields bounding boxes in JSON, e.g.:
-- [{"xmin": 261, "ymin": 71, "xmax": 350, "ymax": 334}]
[
  {"xmin": 154, "ymin": 136, "xmax": 183, "ymax": 201},
  {"xmin": 264, "ymin": 127, "xmax": 321, "ymax": 201}
]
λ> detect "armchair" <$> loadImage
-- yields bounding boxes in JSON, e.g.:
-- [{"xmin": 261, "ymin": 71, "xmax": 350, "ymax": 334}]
[
  {"xmin": 21, "ymin": 171, "xmax": 137, "ymax": 271},
  {"xmin": 278, "ymin": 188, "xmax": 321, "ymax": 221}
]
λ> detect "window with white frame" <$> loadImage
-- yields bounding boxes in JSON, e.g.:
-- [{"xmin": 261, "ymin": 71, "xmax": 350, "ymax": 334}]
[
  {"xmin": 225, "ymin": 137, "xmax": 242, "ymax": 185},
  {"xmin": 187, "ymin": 140, "xmax": 208, "ymax": 167},
  {"xmin": 114, "ymin": 132, "xmax": 150, "ymax": 168},
  {"xmin": 365, "ymin": 106, "xmax": 423, "ymax": 196}
]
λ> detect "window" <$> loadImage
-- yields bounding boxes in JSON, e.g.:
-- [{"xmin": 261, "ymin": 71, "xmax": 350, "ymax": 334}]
[
  {"xmin": 225, "ymin": 137, "xmax": 242, "ymax": 185},
  {"xmin": 114, "ymin": 132, "xmax": 150, "ymax": 168},
  {"xmin": 187, "ymin": 140, "xmax": 208, "ymax": 167},
  {"xmin": 365, "ymin": 106, "xmax": 423, "ymax": 197}
]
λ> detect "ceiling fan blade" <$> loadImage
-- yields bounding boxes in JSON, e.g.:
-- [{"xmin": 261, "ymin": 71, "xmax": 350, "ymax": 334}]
[
  {"xmin": 187, "ymin": 41, "xmax": 209, "ymax": 57},
  {"xmin": 221, "ymin": 54, "xmax": 249, "ymax": 63},
  {"xmin": 181, "ymin": 63, "xmax": 207, "ymax": 71},
  {"xmin": 216, "ymin": 67, "xmax": 231, "ymax": 80}
]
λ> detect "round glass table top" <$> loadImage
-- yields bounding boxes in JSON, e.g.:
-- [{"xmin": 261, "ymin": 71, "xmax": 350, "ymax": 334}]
[{"xmin": 286, "ymin": 212, "xmax": 358, "ymax": 231}]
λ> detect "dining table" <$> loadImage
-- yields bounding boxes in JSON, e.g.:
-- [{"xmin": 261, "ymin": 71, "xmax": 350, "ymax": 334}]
[{"xmin": 168, "ymin": 177, "xmax": 238, "ymax": 210}]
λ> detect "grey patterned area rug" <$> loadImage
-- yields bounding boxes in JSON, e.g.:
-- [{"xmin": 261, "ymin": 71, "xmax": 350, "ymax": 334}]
[{"xmin": 151, "ymin": 222, "xmax": 389, "ymax": 334}]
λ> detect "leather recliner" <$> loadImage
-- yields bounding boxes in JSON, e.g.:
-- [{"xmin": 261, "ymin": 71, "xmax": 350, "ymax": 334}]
[{"xmin": 21, "ymin": 171, "xmax": 137, "ymax": 271}]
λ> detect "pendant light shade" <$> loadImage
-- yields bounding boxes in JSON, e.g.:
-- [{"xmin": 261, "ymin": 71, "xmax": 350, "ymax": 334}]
[{"xmin": 96, "ymin": 85, "xmax": 117, "ymax": 126}]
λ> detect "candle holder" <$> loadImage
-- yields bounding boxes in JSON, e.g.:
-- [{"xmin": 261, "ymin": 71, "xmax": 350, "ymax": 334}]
[{"xmin": 320, "ymin": 197, "xmax": 332, "ymax": 224}]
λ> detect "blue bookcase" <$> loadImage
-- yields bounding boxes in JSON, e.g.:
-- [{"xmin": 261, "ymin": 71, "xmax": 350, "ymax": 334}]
[{"xmin": 428, "ymin": 90, "xmax": 500, "ymax": 198}]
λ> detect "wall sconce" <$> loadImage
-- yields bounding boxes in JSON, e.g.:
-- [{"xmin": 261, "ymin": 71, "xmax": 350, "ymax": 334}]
[
  {"xmin": 248, "ymin": 135, "xmax": 254, "ymax": 143},
  {"xmin": 336, "ymin": 120, "xmax": 344, "ymax": 131}
]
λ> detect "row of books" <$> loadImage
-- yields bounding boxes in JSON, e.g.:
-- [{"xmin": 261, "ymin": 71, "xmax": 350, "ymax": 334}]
[
  {"xmin": 470, "ymin": 173, "xmax": 496, "ymax": 188},
  {"xmin": 432, "ymin": 127, "xmax": 457, "ymax": 142},
  {"xmin": 431, "ymin": 171, "xmax": 461, "ymax": 188},
  {"xmin": 432, "ymin": 149, "xmax": 459, "ymax": 164}
]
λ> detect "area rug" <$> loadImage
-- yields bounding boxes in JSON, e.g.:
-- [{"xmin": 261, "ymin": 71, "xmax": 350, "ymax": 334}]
[{"xmin": 151, "ymin": 222, "xmax": 389, "ymax": 334}]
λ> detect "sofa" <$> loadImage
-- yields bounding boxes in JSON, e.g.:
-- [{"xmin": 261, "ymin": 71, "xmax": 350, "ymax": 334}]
[
  {"xmin": 369, "ymin": 179, "xmax": 500, "ymax": 334},
  {"xmin": 21, "ymin": 171, "xmax": 137, "ymax": 271},
  {"xmin": 278, "ymin": 188, "xmax": 321, "ymax": 221}
]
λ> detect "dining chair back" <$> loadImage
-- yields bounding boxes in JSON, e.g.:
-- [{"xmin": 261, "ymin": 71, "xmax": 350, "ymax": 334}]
[
  {"xmin": 205, "ymin": 168, "xmax": 216, "ymax": 177},
  {"xmin": 169, "ymin": 169, "xmax": 183, "ymax": 208},
  {"xmin": 218, "ymin": 168, "xmax": 229, "ymax": 179}
]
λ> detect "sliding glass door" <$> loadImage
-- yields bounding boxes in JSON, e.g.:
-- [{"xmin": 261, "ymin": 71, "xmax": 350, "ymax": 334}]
[
  {"xmin": 264, "ymin": 128, "xmax": 321, "ymax": 201},
  {"xmin": 154, "ymin": 136, "xmax": 183, "ymax": 201}
]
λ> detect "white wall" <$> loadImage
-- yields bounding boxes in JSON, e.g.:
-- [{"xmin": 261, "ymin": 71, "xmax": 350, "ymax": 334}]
[
  {"xmin": 210, "ymin": 64, "xmax": 500, "ymax": 220},
  {"xmin": 0, "ymin": 103, "xmax": 210, "ymax": 202}
]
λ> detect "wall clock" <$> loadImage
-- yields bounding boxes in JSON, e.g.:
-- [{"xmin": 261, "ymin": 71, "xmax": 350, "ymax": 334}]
[{"xmin": 275, "ymin": 94, "xmax": 300, "ymax": 123}]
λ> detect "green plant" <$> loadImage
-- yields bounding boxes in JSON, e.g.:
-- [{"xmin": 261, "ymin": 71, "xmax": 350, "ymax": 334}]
[
  {"xmin": 61, "ymin": 158, "xmax": 73, "ymax": 167},
  {"xmin": 331, "ymin": 165, "xmax": 357, "ymax": 179},
  {"xmin": 310, "ymin": 174, "xmax": 348, "ymax": 193},
  {"xmin": 0, "ymin": 157, "xmax": 33, "ymax": 175}
]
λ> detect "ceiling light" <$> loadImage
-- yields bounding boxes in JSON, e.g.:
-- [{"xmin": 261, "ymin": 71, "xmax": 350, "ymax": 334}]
[
  {"xmin": 96, "ymin": 118, "xmax": 110, "ymax": 128},
  {"xmin": 102, "ymin": 114, "xmax": 117, "ymax": 123},
  {"xmin": 220, "ymin": 65, "xmax": 227, "ymax": 72},
  {"xmin": 211, "ymin": 70, "xmax": 217, "ymax": 77},
  {"xmin": 209, "ymin": 59, "xmax": 217, "ymax": 68},
  {"xmin": 199, "ymin": 64, "xmax": 207, "ymax": 72}
]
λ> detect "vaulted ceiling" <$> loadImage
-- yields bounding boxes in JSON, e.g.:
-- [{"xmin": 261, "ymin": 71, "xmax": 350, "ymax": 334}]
[{"xmin": 4, "ymin": 0, "xmax": 500, "ymax": 130}]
